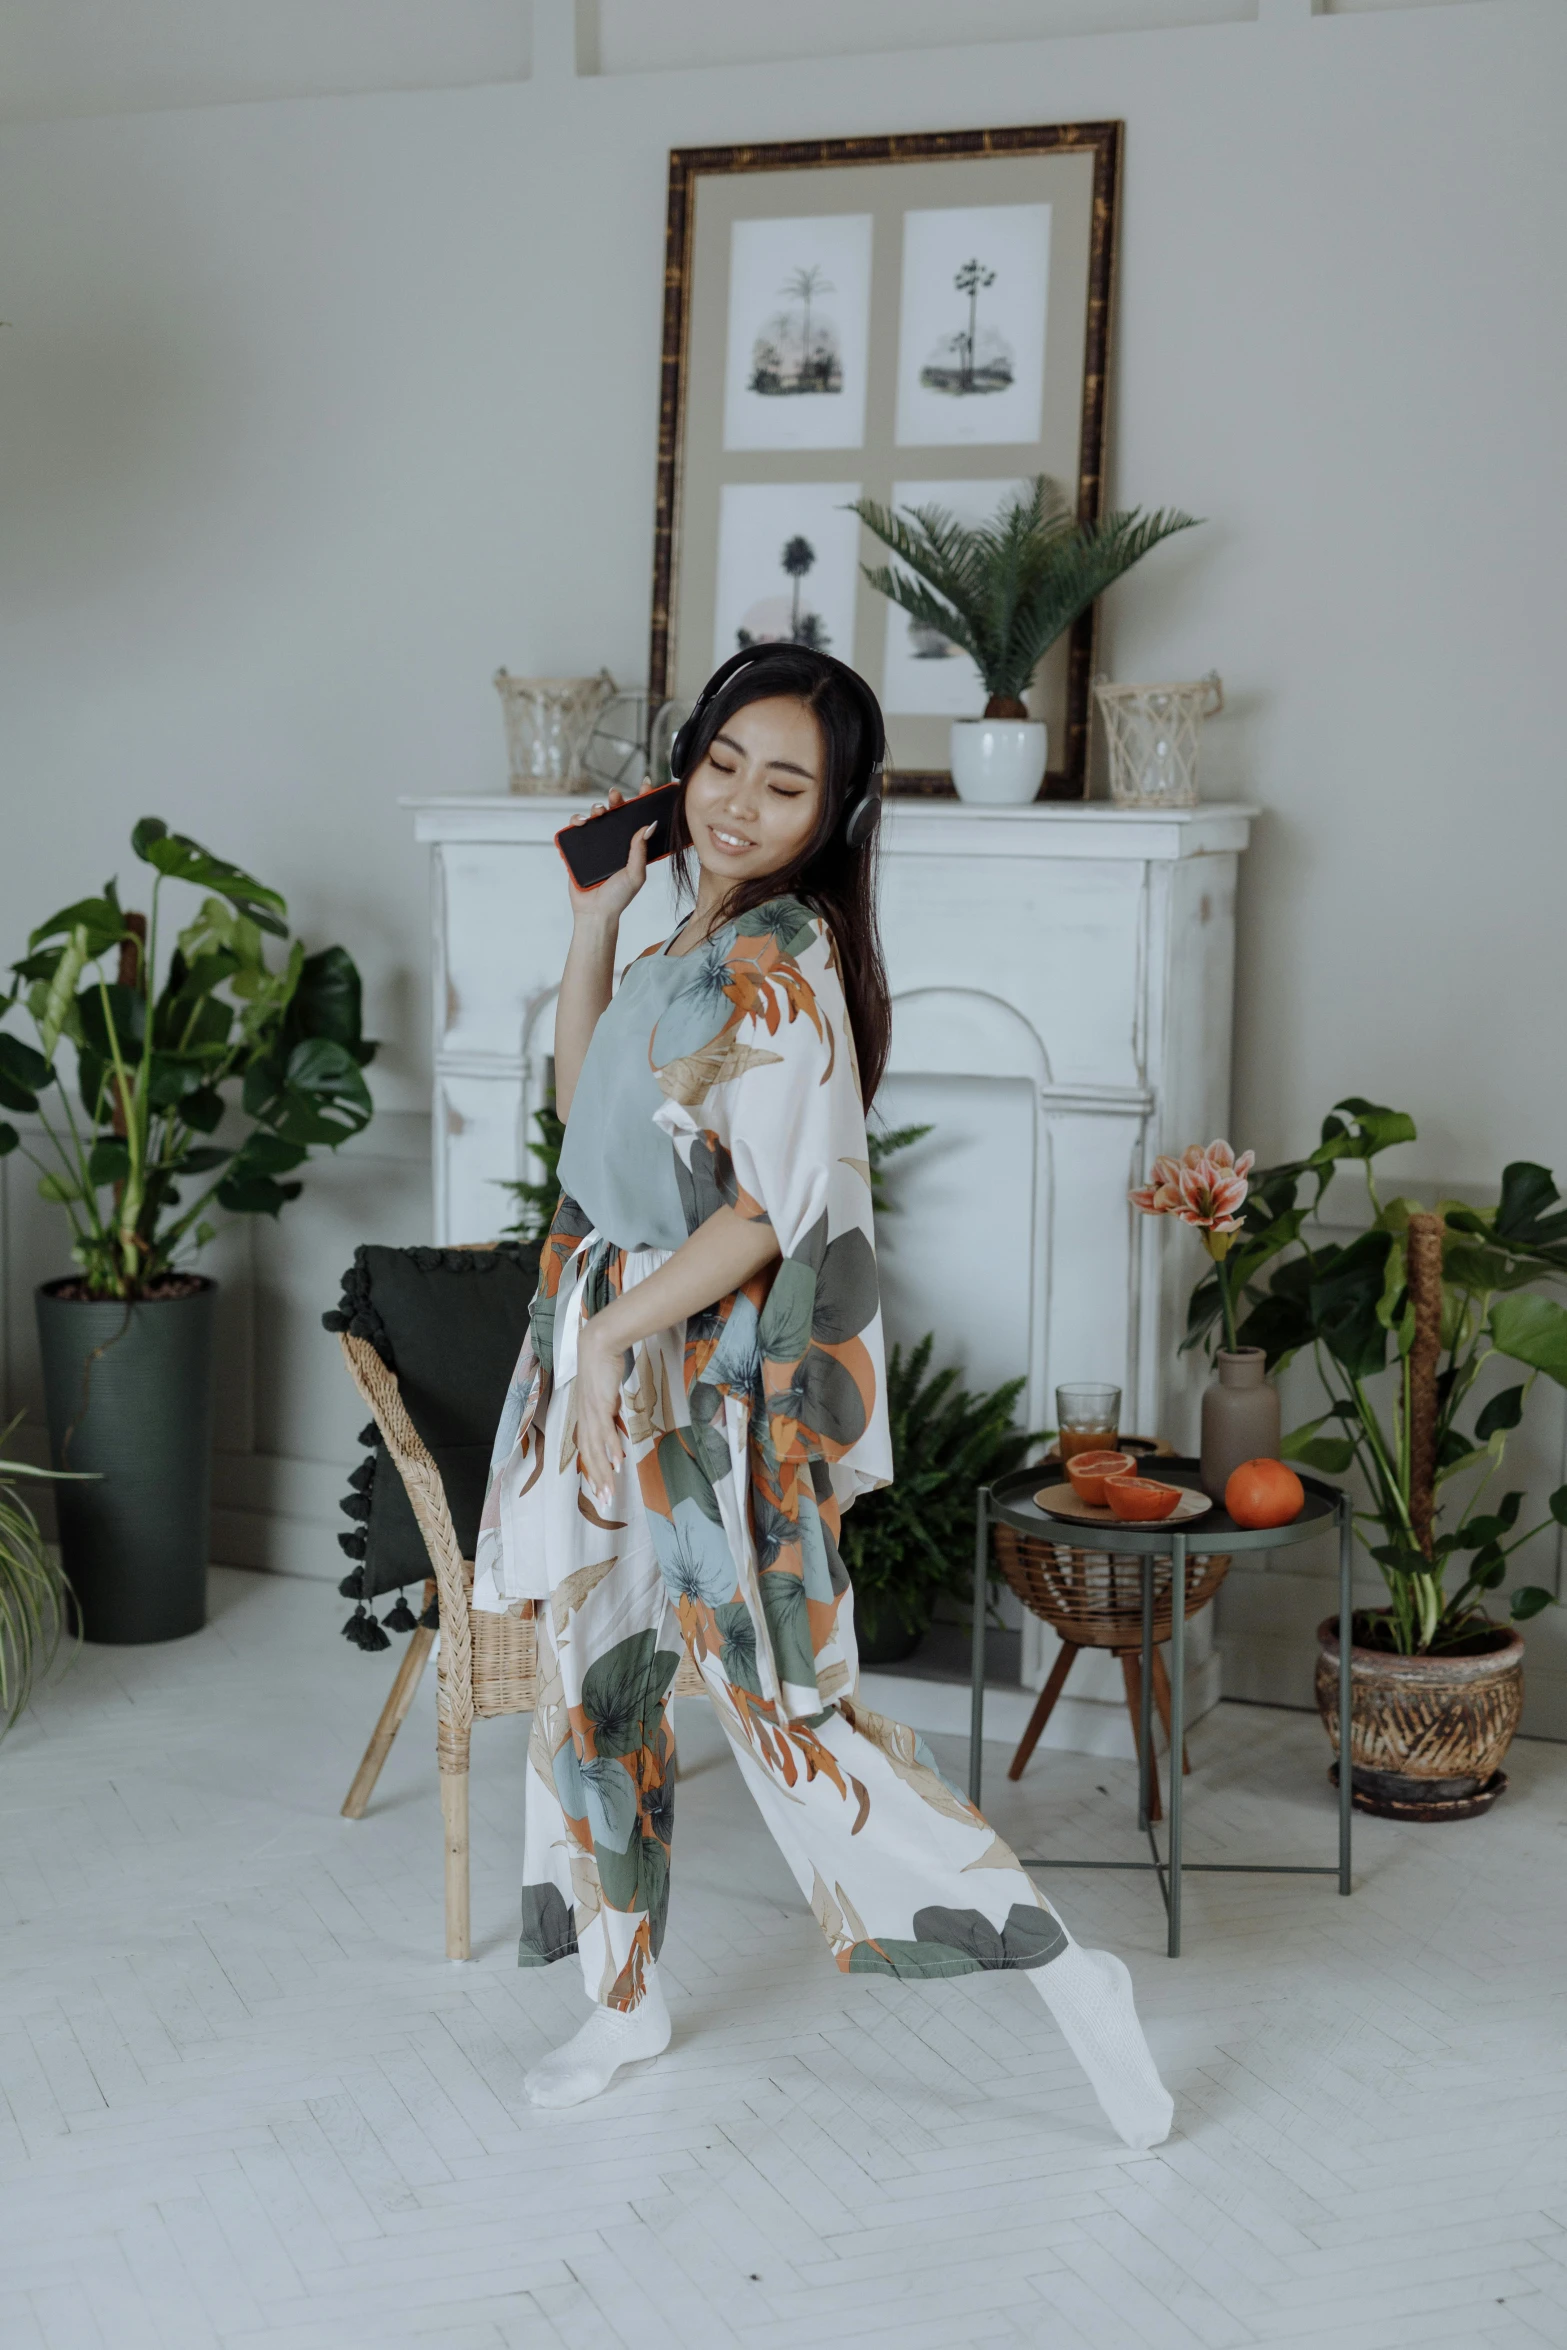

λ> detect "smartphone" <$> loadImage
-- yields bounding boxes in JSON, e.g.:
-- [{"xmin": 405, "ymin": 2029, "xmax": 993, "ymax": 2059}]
[{"xmin": 554, "ymin": 784, "xmax": 681, "ymax": 891}]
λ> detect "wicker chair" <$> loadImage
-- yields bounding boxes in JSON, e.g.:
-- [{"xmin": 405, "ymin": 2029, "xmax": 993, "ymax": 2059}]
[
  {"xmin": 337, "ymin": 1330, "xmax": 702, "ymax": 1959},
  {"xmin": 993, "ymin": 1443, "xmax": 1230, "ymax": 1819}
]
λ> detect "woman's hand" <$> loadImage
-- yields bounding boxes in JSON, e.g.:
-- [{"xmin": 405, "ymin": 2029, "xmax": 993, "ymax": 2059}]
[
  {"xmin": 573, "ymin": 1315, "xmax": 628, "ymax": 1510},
  {"xmin": 565, "ymin": 779, "xmax": 660, "ymax": 929}
]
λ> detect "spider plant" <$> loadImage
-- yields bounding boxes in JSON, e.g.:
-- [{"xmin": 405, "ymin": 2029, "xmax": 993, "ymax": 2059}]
[
  {"xmin": 851, "ymin": 476, "xmax": 1201, "ymax": 716},
  {"xmin": 0, "ymin": 1421, "xmax": 89, "ymax": 1735}
]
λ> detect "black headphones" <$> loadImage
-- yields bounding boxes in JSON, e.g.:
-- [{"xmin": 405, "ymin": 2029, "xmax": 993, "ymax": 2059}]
[{"xmin": 667, "ymin": 645, "xmax": 886, "ymax": 850}]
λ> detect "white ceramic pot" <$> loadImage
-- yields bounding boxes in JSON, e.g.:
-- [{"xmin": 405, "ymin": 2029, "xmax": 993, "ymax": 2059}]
[{"xmin": 948, "ymin": 718, "xmax": 1048, "ymax": 805}]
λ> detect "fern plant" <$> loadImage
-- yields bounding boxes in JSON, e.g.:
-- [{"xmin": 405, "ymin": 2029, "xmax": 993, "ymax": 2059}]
[
  {"xmin": 500, "ymin": 1102, "xmax": 567, "ymax": 1243},
  {"xmin": 838, "ymin": 1336, "xmax": 1038, "ymax": 1645},
  {"xmin": 851, "ymin": 476, "xmax": 1201, "ymax": 716}
]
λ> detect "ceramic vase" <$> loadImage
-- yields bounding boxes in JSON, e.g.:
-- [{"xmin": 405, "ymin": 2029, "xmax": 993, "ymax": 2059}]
[
  {"xmin": 1200, "ymin": 1345, "xmax": 1280, "ymax": 1503},
  {"xmin": 948, "ymin": 718, "xmax": 1047, "ymax": 805}
]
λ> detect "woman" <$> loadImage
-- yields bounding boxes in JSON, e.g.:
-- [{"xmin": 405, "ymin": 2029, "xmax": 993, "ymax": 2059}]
[{"xmin": 474, "ymin": 644, "xmax": 1173, "ymax": 2146}]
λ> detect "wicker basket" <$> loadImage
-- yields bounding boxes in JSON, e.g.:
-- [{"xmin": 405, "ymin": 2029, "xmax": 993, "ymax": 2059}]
[
  {"xmin": 995, "ymin": 1440, "xmax": 1230, "ymax": 1648},
  {"xmin": 993, "ymin": 1523, "xmax": 1230, "ymax": 1650}
]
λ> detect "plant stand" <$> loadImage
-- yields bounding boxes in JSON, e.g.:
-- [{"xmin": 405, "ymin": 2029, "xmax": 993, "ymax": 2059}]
[{"xmin": 970, "ymin": 1459, "xmax": 1353, "ymax": 1957}]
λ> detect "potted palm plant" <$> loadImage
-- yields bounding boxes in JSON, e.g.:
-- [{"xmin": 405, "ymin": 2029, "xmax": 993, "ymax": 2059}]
[
  {"xmin": 0, "ymin": 819, "xmax": 376, "ymax": 1644},
  {"xmin": 851, "ymin": 476, "xmax": 1200, "ymax": 803},
  {"xmin": 1184, "ymin": 1099, "xmax": 1567, "ymax": 1817}
]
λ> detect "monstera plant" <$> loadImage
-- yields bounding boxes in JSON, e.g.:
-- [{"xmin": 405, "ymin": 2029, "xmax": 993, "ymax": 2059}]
[
  {"xmin": 0, "ymin": 818, "xmax": 376, "ymax": 1644},
  {"xmin": 0, "ymin": 819, "xmax": 374, "ymax": 1297},
  {"xmin": 1183, "ymin": 1101, "xmax": 1567, "ymax": 1658}
]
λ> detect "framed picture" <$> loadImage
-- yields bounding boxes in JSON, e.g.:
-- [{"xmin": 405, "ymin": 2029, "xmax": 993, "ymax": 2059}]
[{"xmin": 649, "ymin": 122, "xmax": 1122, "ymax": 797}]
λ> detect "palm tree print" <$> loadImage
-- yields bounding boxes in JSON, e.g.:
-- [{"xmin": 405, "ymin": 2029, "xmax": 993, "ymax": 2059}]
[
  {"xmin": 920, "ymin": 255, "xmax": 1015, "ymax": 398},
  {"xmin": 748, "ymin": 263, "xmax": 843, "ymax": 396}
]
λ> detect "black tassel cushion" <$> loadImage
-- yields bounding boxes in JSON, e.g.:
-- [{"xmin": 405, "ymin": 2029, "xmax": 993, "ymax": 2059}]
[{"xmin": 322, "ymin": 1240, "xmax": 542, "ymax": 1649}]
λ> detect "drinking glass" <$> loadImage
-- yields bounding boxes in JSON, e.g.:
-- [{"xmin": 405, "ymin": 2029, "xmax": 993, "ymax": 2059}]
[{"xmin": 1056, "ymin": 1383, "xmax": 1121, "ymax": 1463}]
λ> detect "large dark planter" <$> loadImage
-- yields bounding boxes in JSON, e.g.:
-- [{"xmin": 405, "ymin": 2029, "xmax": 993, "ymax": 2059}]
[
  {"xmin": 852, "ymin": 1587, "xmax": 928, "ymax": 1668},
  {"xmin": 35, "ymin": 1277, "xmax": 217, "ymax": 1644},
  {"xmin": 1315, "ymin": 1613, "xmax": 1525, "ymax": 1820}
]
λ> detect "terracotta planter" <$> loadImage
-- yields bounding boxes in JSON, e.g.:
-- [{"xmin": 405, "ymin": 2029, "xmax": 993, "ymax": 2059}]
[{"xmin": 1315, "ymin": 1615, "xmax": 1524, "ymax": 1820}]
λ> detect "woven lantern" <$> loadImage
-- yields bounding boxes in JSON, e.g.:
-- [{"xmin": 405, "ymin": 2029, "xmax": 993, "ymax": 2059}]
[{"xmin": 1094, "ymin": 671, "xmax": 1223, "ymax": 808}]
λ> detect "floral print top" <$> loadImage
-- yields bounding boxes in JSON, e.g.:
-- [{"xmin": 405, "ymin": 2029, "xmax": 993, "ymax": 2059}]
[{"xmin": 474, "ymin": 895, "xmax": 894, "ymax": 1712}]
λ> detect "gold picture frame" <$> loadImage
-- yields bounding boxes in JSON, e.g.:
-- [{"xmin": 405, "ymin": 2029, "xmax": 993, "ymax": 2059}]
[{"xmin": 649, "ymin": 121, "xmax": 1122, "ymax": 798}]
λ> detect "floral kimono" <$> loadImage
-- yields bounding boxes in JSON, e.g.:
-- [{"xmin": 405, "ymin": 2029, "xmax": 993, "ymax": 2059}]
[{"xmin": 473, "ymin": 896, "xmax": 1064, "ymax": 2012}]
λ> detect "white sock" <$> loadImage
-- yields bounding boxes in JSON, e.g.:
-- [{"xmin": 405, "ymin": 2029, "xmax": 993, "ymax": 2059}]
[
  {"xmin": 524, "ymin": 1965, "xmax": 672, "ymax": 2108},
  {"xmin": 1030, "ymin": 1942, "xmax": 1174, "ymax": 2150}
]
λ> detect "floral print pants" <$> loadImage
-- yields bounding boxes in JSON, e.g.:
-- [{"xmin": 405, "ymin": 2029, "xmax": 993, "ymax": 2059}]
[{"xmin": 507, "ymin": 1245, "xmax": 1068, "ymax": 2013}]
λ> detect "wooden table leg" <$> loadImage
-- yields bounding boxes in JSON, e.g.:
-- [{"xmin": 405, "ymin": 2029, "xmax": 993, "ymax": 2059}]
[
  {"xmin": 1007, "ymin": 1639, "xmax": 1078, "ymax": 1781},
  {"xmin": 341, "ymin": 1582, "xmax": 436, "ymax": 1820}
]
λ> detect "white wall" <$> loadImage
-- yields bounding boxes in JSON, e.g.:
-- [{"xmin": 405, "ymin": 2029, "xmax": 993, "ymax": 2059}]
[{"xmin": 2, "ymin": 1, "xmax": 1564, "ymax": 1712}]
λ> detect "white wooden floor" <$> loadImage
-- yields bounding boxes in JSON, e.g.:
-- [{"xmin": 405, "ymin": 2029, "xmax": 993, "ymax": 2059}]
[{"xmin": 3, "ymin": 1567, "xmax": 1566, "ymax": 2350}]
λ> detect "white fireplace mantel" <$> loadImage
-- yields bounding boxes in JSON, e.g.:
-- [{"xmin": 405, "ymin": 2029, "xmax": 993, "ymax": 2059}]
[{"xmin": 407, "ymin": 791, "xmax": 1256, "ymax": 1745}]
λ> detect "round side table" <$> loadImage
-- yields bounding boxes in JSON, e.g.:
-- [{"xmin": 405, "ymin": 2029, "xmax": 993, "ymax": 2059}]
[{"xmin": 968, "ymin": 1459, "xmax": 1352, "ymax": 1957}]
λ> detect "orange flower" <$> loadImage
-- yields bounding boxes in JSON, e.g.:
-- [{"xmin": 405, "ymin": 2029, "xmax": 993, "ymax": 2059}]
[
  {"xmin": 1129, "ymin": 1154, "xmax": 1183, "ymax": 1216},
  {"xmin": 1130, "ymin": 1140, "xmax": 1253, "ymax": 1233}
]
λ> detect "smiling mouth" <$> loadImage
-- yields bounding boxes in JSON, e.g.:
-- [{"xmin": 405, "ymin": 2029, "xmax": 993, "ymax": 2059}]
[{"xmin": 708, "ymin": 826, "xmax": 756, "ymax": 852}]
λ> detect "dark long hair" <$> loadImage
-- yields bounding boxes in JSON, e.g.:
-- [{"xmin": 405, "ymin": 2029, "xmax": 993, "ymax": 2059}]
[{"xmin": 669, "ymin": 646, "xmax": 892, "ymax": 1105}]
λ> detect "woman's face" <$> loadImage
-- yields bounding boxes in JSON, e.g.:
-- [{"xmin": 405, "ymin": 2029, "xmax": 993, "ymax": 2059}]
[{"xmin": 683, "ymin": 695, "xmax": 825, "ymax": 887}]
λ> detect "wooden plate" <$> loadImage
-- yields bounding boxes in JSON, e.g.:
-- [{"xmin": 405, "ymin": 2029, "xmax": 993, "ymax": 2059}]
[{"xmin": 1032, "ymin": 1481, "xmax": 1214, "ymax": 1528}]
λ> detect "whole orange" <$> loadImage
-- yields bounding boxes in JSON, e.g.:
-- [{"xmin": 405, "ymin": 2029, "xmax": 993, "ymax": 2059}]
[{"xmin": 1224, "ymin": 1457, "xmax": 1305, "ymax": 1529}]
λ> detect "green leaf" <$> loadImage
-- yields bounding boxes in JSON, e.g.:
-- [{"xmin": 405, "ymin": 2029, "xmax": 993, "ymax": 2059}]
[
  {"xmin": 1318, "ymin": 1098, "xmax": 1419, "ymax": 1160},
  {"xmin": 180, "ymin": 1086, "xmax": 224, "ymax": 1135},
  {"xmin": 36, "ymin": 1169, "xmax": 83, "ymax": 1205},
  {"xmin": 130, "ymin": 819, "xmax": 288, "ymax": 937},
  {"xmin": 1510, "ymin": 1586, "xmax": 1555, "ymax": 1622},
  {"xmin": 224, "ymin": 1130, "xmax": 308, "ymax": 1180},
  {"xmin": 1309, "ymin": 1230, "xmax": 1395, "ymax": 1381},
  {"xmin": 290, "ymin": 945, "xmax": 373, "ymax": 1058},
  {"xmin": 1286, "ymin": 1436, "xmax": 1356, "ymax": 1474},
  {"xmin": 37, "ymin": 925, "xmax": 91, "ymax": 1061},
  {"xmin": 278, "ymin": 1036, "xmax": 374, "ymax": 1143},
  {"xmin": 1474, "ymin": 1385, "xmax": 1526, "ymax": 1441},
  {"xmin": 0, "ymin": 1123, "xmax": 18, "ymax": 1157},
  {"xmin": 86, "ymin": 1138, "xmax": 129, "ymax": 1187},
  {"xmin": 1549, "ymin": 1485, "xmax": 1567, "ymax": 1528},
  {"xmin": 77, "ymin": 982, "xmax": 146, "ymax": 1064},
  {"xmin": 27, "ymin": 894, "xmax": 127, "ymax": 959},
  {"xmin": 213, "ymin": 1171, "xmax": 302, "ymax": 1217},
  {"xmin": 0, "ymin": 1031, "xmax": 50, "ymax": 1114},
  {"xmin": 1490, "ymin": 1293, "xmax": 1567, "ymax": 1387},
  {"xmin": 1493, "ymin": 1162, "xmax": 1567, "ymax": 1249}
]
